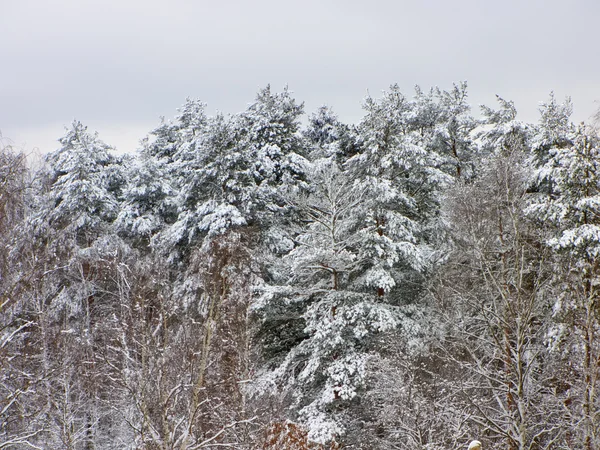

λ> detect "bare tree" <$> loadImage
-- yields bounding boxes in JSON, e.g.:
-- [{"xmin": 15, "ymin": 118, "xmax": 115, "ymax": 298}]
[
  {"xmin": 0, "ymin": 139, "xmax": 47, "ymax": 449},
  {"xmin": 103, "ymin": 229, "xmax": 260, "ymax": 449},
  {"xmin": 436, "ymin": 146, "xmax": 564, "ymax": 449}
]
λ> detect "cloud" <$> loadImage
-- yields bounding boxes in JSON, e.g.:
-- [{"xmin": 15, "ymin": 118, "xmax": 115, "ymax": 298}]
[{"xmin": 1, "ymin": 0, "xmax": 599, "ymax": 154}]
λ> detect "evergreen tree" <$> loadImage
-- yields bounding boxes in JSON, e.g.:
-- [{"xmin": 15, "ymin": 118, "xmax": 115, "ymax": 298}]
[
  {"xmin": 254, "ymin": 157, "xmax": 400, "ymax": 444},
  {"xmin": 531, "ymin": 92, "xmax": 574, "ymax": 165},
  {"xmin": 35, "ymin": 121, "xmax": 122, "ymax": 245},
  {"xmin": 527, "ymin": 123, "xmax": 600, "ymax": 449},
  {"xmin": 22, "ymin": 121, "xmax": 128, "ymax": 448},
  {"xmin": 115, "ymin": 154, "xmax": 177, "ymax": 249},
  {"xmin": 347, "ymin": 85, "xmax": 446, "ymax": 297}
]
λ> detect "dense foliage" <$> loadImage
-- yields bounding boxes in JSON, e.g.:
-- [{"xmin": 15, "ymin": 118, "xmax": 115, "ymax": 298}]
[{"xmin": 1, "ymin": 84, "xmax": 599, "ymax": 449}]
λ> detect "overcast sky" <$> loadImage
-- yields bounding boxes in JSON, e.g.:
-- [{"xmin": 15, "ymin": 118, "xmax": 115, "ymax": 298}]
[{"xmin": 1, "ymin": 0, "xmax": 599, "ymax": 156}]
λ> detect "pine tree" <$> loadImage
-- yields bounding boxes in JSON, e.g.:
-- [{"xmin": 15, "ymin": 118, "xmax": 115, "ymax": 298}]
[
  {"xmin": 527, "ymin": 123, "xmax": 600, "ymax": 449},
  {"xmin": 254, "ymin": 157, "xmax": 400, "ymax": 444},
  {"xmin": 22, "ymin": 121, "xmax": 128, "ymax": 448},
  {"xmin": 36, "ymin": 121, "xmax": 121, "ymax": 245},
  {"xmin": 347, "ymin": 85, "xmax": 446, "ymax": 297}
]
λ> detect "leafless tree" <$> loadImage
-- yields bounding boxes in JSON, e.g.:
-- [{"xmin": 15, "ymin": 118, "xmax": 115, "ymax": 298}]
[{"xmin": 436, "ymin": 146, "xmax": 565, "ymax": 449}]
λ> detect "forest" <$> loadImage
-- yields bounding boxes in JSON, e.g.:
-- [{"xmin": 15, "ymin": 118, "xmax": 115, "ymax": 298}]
[{"xmin": 1, "ymin": 83, "xmax": 600, "ymax": 449}]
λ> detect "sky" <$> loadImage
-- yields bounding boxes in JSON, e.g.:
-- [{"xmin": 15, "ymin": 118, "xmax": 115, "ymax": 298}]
[{"xmin": 1, "ymin": 0, "xmax": 599, "ymax": 156}]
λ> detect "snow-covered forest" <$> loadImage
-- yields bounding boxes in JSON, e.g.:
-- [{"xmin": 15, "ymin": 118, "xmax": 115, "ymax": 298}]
[{"xmin": 2, "ymin": 83, "xmax": 600, "ymax": 449}]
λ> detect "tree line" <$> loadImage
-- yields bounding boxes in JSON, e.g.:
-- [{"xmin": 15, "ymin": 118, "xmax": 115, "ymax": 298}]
[{"xmin": 1, "ymin": 84, "xmax": 599, "ymax": 449}]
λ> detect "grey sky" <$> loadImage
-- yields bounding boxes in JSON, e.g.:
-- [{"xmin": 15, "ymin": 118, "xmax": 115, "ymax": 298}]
[{"xmin": 1, "ymin": 0, "xmax": 599, "ymax": 155}]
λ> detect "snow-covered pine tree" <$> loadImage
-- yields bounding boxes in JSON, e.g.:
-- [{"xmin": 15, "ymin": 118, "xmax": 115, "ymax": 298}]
[
  {"xmin": 152, "ymin": 87, "xmax": 308, "ymax": 264},
  {"xmin": 254, "ymin": 156, "xmax": 400, "ymax": 444},
  {"xmin": 476, "ymin": 95, "xmax": 536, "ymax": 165},
  {"xmin": 36, "ymin": 121, "xmax": 121, "ymax": 244},
  {"xmin": 232, "ymin": 85, "xmax": 309, "ymax": 227},
  {"xmin": 427, "ymin": 82, "xmax": 477, "ymax": 179},
  {"xmin": 134, "ymin": 99, "xmax": 211, "ymax": 263},
  {"xmin": 527, "ymin": 121, "xmax": 600, "ymax": 449},
  {"xmin": 303, "ymin": 105, "xmax": 359, "ymax": 164},
  {"xmin": 115, "ymin": 154, "xmax": 177, "ymax": 249},
  {"xmin": 15, "ymin": 121, "xmax": 131, "ymax": 448},
  {"xmin": 254, "ymin": 85, "xmax": 461, "ymax": 445},
  {"xmin": 346, "ymin": 84, "xmax": 448, "ymax": 298},
  {"xmin": 531, "ymin": 92, "xmax": 574, "ymax": 166}
]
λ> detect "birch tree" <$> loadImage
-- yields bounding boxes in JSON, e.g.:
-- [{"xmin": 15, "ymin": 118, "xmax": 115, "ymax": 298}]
[{"xmin": 438, "ymin": 131, "xmax": 563, "ymax": 449}]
